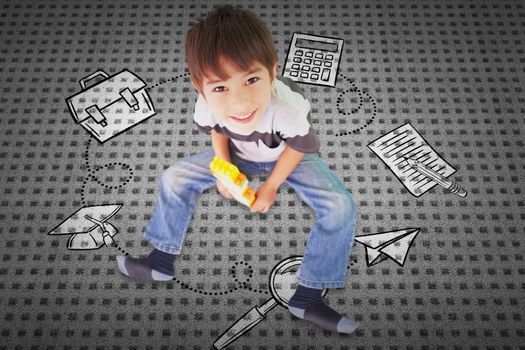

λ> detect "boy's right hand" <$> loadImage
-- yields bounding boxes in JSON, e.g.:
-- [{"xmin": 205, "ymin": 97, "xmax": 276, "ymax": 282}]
[{"xmin": 216, "ymin": 180, "xmax": 234, "ymax": 200}]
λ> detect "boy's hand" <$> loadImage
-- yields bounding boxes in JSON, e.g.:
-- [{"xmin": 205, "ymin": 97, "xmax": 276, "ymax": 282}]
[
  {"xmin": 250, "ymin": 182, "xmax": 278, "ymax": 214},
  {"xmin": 216, "ymin": 180, "xmax": 234, "ymax": 200}
]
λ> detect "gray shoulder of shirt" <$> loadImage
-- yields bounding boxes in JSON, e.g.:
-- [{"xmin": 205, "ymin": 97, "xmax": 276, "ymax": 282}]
[
  {"xmin": 274, "ymin": 76, "xmax": 309, "ymax": 107},
  {"xmin": 273, "ymin": 76, "xmax": 312, "ymax": 136},
  {"xmin": 276, "ymin": 75, "xmax": 306, "ymax": 95}
]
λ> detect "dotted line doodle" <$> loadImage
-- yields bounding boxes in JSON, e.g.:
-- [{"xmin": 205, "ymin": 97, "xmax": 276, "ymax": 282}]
[
  {"xmin": 175, "ymin": 260, "xmax": 270, "ymax": 296},
  {"xmin": 145, "ymin": 72, "xmax": 191, "ymax": 91},
  {"xmin": 114, "ymin": 242, "xmax": 130, "ymax": 256},
  {"xmin": 80, "ymin": 138, "xmax": 134, "ymax": 206},
  {"xmin": 335, "ymin": 73, "xmax": 377, "ymax": 136}
]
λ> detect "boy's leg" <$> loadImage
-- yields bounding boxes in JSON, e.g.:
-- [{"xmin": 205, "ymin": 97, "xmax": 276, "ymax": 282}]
[
  {"xmin": 118, "ymin": 147, "xmax": 262, "ymax": 280},
  {"xmin": 143, "ymin": 148, "xmax": 219, "ymax": 254},
  {"xmin": 282, "ymin": 152, "xmax": 358, "ymax": 333},
  {"xmin": 283, "ymin": 153, "xmax": 357, "ymax": 288},
  {"xmin": 118, "ymin": 148, "xmax": 218, "ymax": 280},
  {"xmin": 144, "ymin": 147, "xmax": 262, "ymax": 253}
]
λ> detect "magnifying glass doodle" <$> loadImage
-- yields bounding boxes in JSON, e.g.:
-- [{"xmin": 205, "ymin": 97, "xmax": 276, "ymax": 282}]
[{"xmin": 213, "ymin": 255, "xmax": 328, "ymax": 349}]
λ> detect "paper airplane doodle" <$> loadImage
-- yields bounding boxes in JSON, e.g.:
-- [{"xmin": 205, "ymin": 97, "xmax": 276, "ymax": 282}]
[
  {"xmin": 354, "ymin": 228, "xmax": 420, "ymax": 267},
  {"xmin": 48, "ymin": 204, "xmax": 123, "ymax": 250}
]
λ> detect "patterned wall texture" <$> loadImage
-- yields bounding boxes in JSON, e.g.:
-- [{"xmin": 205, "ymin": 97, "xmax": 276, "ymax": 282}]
[{"xmin": 0, "ymin": 0, "xmax": 523, "ymax": 349}]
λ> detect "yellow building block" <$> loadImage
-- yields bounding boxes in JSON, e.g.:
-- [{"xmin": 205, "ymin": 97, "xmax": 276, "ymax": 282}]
[{"xmin": 210, "ymin": 156, "xmax": 256, "ymax": 207}]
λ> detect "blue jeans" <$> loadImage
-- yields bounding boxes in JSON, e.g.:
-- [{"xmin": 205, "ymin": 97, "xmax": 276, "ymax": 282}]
[{"xmin": 144, "ymin": 147, "xmax": 357, "ymax": 289}]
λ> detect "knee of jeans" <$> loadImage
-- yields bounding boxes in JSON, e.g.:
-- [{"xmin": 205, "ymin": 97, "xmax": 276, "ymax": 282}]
[
  {"xmin": 161, "ymin": 162, "xmax": 188, "ymax": 193},
  {"xmin": 322, "ymin": 192, "xmax": 357, "ymax": 231}
]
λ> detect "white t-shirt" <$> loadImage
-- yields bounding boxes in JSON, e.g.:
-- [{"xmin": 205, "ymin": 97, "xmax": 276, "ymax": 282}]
[{"xmin": 193, "ymin": 76, "xmax": 320, "ymax": 162}]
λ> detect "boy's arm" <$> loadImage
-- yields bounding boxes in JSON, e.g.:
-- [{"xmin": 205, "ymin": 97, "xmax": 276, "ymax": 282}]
[
  {"xmin": 211, "ymin": 129, "xmax": 231, "ymax": 162},
  {"xmin": 211, "ymin": 129, "xmax": 237, "ymax": 200},
  {"xmin": 250, "ymin": 145, "xmax": 304, "ymax": 213},
  {"xmin": 266, "ymin": 145, "xmax": 304, "ymax": 189}
]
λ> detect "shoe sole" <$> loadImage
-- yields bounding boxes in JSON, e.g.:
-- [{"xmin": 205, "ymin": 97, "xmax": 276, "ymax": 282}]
[{"xmin": 116, "ymin": 256, "xmax": 129, "ymax": 276}]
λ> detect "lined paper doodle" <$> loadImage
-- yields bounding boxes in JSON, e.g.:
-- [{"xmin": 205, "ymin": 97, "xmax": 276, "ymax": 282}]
[{"xmin": 368, "ymin": 123, "xmax": 457, "ymax": 197}]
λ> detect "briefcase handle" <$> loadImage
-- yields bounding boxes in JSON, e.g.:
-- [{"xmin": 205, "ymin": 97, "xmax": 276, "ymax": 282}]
[{"xmin": 79, "ymin": 70, "xmax": 110, "ymax": 90}]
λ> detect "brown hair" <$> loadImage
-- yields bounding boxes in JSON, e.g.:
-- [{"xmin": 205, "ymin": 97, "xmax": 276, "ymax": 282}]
[{"xmin": 185, "ymin": 5, "xmax": 278, "ymax": 95}]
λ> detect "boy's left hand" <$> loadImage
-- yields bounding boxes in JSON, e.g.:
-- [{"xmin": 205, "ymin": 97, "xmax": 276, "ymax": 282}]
[{"xmin": 250, "ymin": 182, "xmax": 278, "ymax": 213}]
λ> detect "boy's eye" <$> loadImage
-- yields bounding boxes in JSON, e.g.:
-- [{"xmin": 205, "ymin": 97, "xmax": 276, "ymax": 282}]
[{"xmin": 212, "ymin": 77, "xmax": 259, "ymax": 93}]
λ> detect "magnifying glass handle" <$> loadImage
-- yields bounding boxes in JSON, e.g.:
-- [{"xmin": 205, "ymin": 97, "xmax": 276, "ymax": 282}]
[{"xmin": 213, "ymin": 298, "xmax": 277, "ymax": 349}]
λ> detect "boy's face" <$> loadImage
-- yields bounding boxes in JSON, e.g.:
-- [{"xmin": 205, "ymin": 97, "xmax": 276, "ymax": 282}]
[{"xmin": 198, "ymin": 57, "xmax": 279, "ymax": 135}]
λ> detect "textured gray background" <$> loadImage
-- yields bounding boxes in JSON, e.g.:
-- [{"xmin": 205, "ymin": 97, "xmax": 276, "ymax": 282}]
[{"xmin": 0, "ymin": 0, "xmax": 524, "ymax": 349}]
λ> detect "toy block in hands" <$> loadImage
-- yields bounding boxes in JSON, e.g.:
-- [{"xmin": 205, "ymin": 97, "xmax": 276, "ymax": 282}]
[{"xmin": 209, "ymin": 156, "xmax": 256, "ymax": 207}]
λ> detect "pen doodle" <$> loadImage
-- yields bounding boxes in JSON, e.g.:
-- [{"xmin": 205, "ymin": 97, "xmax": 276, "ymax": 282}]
[{"xmin": 404, "ymin": 157, "xmax": 467, "ymax": 197}]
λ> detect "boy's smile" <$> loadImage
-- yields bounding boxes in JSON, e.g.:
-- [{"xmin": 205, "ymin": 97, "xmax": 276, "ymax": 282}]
[
  {"xmin": 198, "ymin": 56, "xmax": 278, "ymax": 135},
  {"xmin": 228, "ymin": 108, "xmax": 257, "ymax": 123}
]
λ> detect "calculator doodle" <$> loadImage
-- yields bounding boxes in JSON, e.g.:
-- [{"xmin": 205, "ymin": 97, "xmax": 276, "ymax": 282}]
[{"xmin": 282, "ymin": 32, "xmax": 344, "ymax": 87}]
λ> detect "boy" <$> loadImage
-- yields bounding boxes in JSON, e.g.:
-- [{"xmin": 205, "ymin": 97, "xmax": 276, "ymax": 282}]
[{"xmin": 117, "ymin": 5, "xmax": 359, "ymax": 334}]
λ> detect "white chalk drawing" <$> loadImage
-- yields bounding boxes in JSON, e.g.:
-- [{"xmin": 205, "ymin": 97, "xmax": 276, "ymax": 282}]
[
  {"xmin": 368, "ymin": 123, "xmax": 466, "ymax": 197},
  {"xmin": 213, "ymin": 256, "xmax": 328, "ymax": 349},
  {"xmin": 282, "ymin": 32, "xmax": 344, "ymax": 87},
  {"xmin": 48, "ymin": 204, "xmax": 123, "ymax": 250},
  {"xmin": 334, "ymin": 72, "xmax": 378, "ymax": 135},
  {"xmin": 354, "ymin": 228, "xmax": 420, "ymax": 267},
  {"xmin": 66, "ymin": 69, "xmax": 156, "ymax": 143},
  {"xmin": 404, "ymin": 157, "xmax": 467, "ymax": 197}
]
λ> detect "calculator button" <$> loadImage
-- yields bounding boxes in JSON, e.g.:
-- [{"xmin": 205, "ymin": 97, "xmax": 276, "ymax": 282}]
[
  {"xmin": 311, "ymin": 74, "xmax": 319, "ymax": 80},
  {"xmin": 295, "ymin": 50, "xmax": 303, "ymax": 56},
  {"xmin": 312, "ymin": 67, "xmax": 320, "ymax": 73},
  {"xmin": 315, "ymin": 52, "xmax": 323, "ymax": 59},
  {"xmin": 293, "ymin": 57, "xmax": 302, "ymax": 63},
  {"xmin": 290, "ymin": 71, "xmax": 298, "ymax": 77},
  {"xmin": 324, "ymin": 61, "xmax": 332, "ymax": 67},
  {"xmin": 300, "ymin": 72, "xmax": 309, "ymax": 78},
  {"xmin": 305, "ymin": 51, "xmax": 313, "ymax": 58},
  {"xmin": 325, "ymin": 54, "xmax": 333, "ymax": 60},
  {"xmin": 301, "ymin": 65, "xmax": 310, "ymax": 72},
  {"xmin": 321, "ymin": 68, "xmax": 330, "ymax": 81},
  {"xmin": 303, "ymin": 58, "xmax": 312, "ymax": 64},
  {"xmin": 313, "ymin": 60, "xmax": 322, "ymax": 66},
  {"xmin": 291, "ymin": 64, "xmax": 300, "ymax": 70}
]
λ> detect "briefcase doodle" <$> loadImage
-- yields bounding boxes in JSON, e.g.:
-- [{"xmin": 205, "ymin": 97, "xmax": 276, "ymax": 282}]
[{"xmin": 66, "ymin": 69, "xmax": 156, "ymax": 143}]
